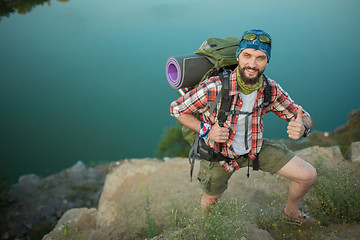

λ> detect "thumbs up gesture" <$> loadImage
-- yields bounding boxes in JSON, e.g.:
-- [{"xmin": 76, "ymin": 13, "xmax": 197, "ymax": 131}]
[{"xmin": 287, "ymin": 107, "xmax": 305, "ymax": 140}]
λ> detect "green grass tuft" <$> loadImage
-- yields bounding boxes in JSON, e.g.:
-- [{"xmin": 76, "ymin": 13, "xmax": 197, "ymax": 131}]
[
  {"xmin": 307, "ymin": 160, "xmax": 360, "ymax": 224},
  {"xmin": 166, "ymin": 200, "xmax": 249, "ymax": 240}
]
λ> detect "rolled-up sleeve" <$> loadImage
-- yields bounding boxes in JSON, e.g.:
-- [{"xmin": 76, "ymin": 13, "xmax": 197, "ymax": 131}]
[
  {"xmin": 269, "ymin": 80, "xmax": 311, "ymax": 121},
  {"xmin": 170, "ymin": 79, "xmax": 218, "ymax": 117}
]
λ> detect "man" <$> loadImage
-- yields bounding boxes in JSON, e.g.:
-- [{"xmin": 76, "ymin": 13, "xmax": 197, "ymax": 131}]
[{"xmin": 169, "ymin": 29, "xmax": 316, "ymax": 223}]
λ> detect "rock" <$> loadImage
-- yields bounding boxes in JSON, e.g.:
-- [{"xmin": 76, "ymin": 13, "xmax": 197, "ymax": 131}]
[
  {"xmin": 18, "ymin": 173, "xmax": 40, "ymax": 185},
  {"xmin": 5, "ymin": 140, "xmax": 360, "ymax": 240},
  {"xmin": 44, "ymin": 150, "xmax": 360, "ymax": 239},
  {"xmin": 345, "ymin": 141, "xmax": 360, "ymax": 163},
  {"xmin": 90, "ymin": 158, "xmax": 282, "ymax": 239},
  {"xmin": 96, "ymin": 159, "xmax": 166, "ymax": 230},
  {"xmin": 92, "ymin": 158, "xmax": 203, "ymax": 239},
  {"xmin": 0, "ymin": 164, "xmax": 107, "ymax": 240},
  {"xmin": 295, "ymin": 145, "xmax": 344, "ymax": 166},
  {"xmin": 243, "ymin": 223, "xmax": 274, "ymax": 240},
  {"xmin": 42, "ymin": 208, "xmax": 97, "ymax": 240},
  {"xmin": 67, "ymin": 160, "xmax": 86, "ymax": 173},
  {"xmin": 23, "ymin": 222, "xmax": 32, "ymax": 230},
  {"xmin": 1, "ymin": 232, "xmax": 9, "ymax": 240},
  {"xmin": 54, "ymin": 208, "xmax": 97, "ymax": 229}
]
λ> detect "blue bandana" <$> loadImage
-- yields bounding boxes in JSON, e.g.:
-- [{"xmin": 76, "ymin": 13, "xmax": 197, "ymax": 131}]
[{"xmin": 236, "ymin": 29, "xmax": 272, "ymax": 62}]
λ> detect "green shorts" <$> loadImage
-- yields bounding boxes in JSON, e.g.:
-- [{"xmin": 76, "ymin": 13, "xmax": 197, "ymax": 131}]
[{"xmin": 197, "ymin": 139, "xmax": 295, "ymax": 196}]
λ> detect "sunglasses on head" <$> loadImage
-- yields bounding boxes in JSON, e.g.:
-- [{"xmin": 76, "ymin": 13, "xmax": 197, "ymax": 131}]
[{"xmin": 242, "ymin": 33, "xmax": 271, "ymax": 45}]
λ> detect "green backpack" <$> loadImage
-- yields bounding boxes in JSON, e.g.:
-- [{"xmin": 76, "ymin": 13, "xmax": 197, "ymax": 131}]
[{"xmin": 182, "ymin": 37, "xmax": 240, "ymax": 146}]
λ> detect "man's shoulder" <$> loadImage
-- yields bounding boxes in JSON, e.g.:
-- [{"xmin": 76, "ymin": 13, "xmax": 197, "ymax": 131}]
[
  {"xmin": 263, "ymin": 75, "xmax": 279, "ymax": 89},
  {"xmin": 264, "ymin": 75, "xmax": 275, "ymax": 83},
  {"xmin": 200, "ymin": 75, "xmax": 222, "ymax": 89}
]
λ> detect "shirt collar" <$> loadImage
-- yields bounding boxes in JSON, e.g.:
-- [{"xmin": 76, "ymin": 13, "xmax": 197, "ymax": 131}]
[{"xmin": 229, "ymin": 68, "xmax": 241, "ymax": 96}]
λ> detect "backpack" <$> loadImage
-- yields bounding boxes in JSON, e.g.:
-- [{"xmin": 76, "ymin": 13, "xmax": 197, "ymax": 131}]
[
  {"xmin": 194, "ymin": 37, "xmax": 240, "ymax": 80},
  {"xmin": 182, "ymin": 37, "xmax": 240, "ymax": 146}
]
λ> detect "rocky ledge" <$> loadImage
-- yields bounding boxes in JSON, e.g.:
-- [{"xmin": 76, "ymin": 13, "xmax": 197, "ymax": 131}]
[
  {"xmin": 46, "ymin": 143, "xmax": 359, "ymax": 240},
  {"xmin": 1, "ymin": 142, "xmax": 360, "ymax": 240},
  {"xmin": 0, "ymin": 161, "xmax": 108, "ymax": 240}
]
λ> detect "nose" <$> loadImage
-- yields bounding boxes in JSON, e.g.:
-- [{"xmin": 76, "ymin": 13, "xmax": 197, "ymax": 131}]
[{"xmin": 248, "ymin": 57, "xmax": 257, "ymax": 68}]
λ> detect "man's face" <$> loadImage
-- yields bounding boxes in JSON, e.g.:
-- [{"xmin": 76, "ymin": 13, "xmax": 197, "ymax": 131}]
[{"xmin": 237, "ymin": 48, "xmax": 268, "ymax": 85}]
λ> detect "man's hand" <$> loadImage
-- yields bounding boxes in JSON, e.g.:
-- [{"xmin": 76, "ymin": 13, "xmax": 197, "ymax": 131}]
[
  {"xmin": 287, "ymin": 107, "xmax": 305, "ymax": 140},
  {"xmin": 208, "ymin": 122, "xmax": 230, "ymax": 143}
]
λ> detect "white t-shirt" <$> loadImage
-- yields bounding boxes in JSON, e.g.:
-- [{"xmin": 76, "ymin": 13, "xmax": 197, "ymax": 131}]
[{"xmin": 232, "ymin": 91, "xmax": 257, "ymax": 155}]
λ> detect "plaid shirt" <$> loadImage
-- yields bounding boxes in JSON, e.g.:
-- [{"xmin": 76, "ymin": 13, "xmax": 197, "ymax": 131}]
[{"xmin": 170, "ymin": 67, "xmax": 309, "ymax": 163}]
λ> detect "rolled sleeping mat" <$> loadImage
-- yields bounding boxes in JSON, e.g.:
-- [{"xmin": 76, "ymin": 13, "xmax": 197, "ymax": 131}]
[{"xmin": 165, "ymin": 54, "xmax": 213, "ymax": 89}]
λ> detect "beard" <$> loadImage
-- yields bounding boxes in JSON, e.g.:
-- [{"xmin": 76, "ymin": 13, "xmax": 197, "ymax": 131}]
[{"xmin": 239, "ymin": 65, "xmax": 265, "ymax": 85}]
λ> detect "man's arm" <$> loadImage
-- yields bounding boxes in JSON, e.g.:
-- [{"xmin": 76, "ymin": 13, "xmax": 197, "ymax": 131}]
[
  {"xmin": 176, "ymin": 114, "xmax": 202, "ymax": 133},
  {"xmin": 176, "ymin": 114, "xmax": 230, "ymax": 143},
  {"xmin": 287, "ymin": 107, "xmax": 313, "ymax": 140}
]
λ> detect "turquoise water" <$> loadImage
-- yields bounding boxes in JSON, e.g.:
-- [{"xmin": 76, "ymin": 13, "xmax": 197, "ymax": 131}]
[{"xmin": 1, "ymin": 0, "xmax": 359, "ymax": 182}]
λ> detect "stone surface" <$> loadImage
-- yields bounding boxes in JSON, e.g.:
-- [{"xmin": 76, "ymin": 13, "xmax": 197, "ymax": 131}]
[
  {"xmin": 345, "ymin": 141, "xmax": 360, "ymax": 163},
  {"xmin": 68, "ymin": 158, "xmax": 286, "ymax": 239},
  {"xmin": 3, "ymin": 144, "xmax": 360, "ymax": 240},
  {"xmin": 0, "ymin": 161, "xmax": 107, "ymax": 240},
  {"xmin": 295, "ymin": 145, "xmax": 345, "ymax": 166},
  {"xmin": 42, "ymin": 208, "xmax": 97, "ymax": 240},
  {"xmin": 18, "ymin": 174, "xmax": 40, "ymax": 185},
  {"xmin": 67, "ymin": 160, "xmax": 86, "ymax": 173}
]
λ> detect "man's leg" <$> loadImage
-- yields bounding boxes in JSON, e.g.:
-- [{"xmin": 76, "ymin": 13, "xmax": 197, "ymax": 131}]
[
  {"xmin": 276, "ymin": 156, "xmax": 317, "ymax": 219},
  {"xmin": 201, "ymin": 193, "xmax": 223, "ymax": 211},
  {"xmin": 197, "ymin": 160, "xmax": 236, "ymax": 211}
]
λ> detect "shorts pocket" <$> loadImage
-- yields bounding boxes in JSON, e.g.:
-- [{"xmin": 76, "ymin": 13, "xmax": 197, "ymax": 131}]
[{"xmin": 197, "ymin": 161, "xmax": 212, "ymax": 189}]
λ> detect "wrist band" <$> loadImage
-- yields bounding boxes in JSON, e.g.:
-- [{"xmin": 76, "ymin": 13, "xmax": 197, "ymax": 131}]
[{"xmin": 199, "ymin": 122, "xmax": 212, "ymax": 140}]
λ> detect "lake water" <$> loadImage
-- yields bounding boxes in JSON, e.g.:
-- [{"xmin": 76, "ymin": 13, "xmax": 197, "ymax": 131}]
[{"xmin": 1, "ymin": 0, "xmax": 359, "ymax": 182}]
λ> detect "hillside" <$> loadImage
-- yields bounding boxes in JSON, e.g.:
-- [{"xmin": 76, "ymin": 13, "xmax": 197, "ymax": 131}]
[
  {"xmin": 0, "ymin": 108, "xmax": 359, "ymax": 240},
  {"xmin": 42, "ymin": 146, "xmax": 360, "ymax": 240}
]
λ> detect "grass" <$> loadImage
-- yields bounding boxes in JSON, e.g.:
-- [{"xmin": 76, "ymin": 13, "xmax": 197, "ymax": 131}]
[
  {"xmin": 59, "ymin": 222, "xmax": 85, "ymax": 240},
  {"xmin": 306, "ymin": 160, "xmax": 360, "ymax": 225},
  {"xmin": 164, "ymin": 200, "xmax": 249, "ymax": 240},
  {"xmin": 118, "ymin": 183, "xmax": 189, "ymax": 240},
  {"xmin": 118, "ymin": 189, "xmax": 249, "ymax": 239}
]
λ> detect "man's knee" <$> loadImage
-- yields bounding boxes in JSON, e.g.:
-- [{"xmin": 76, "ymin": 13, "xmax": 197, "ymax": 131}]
[
  {"xmin": 203, "ymin": 192, "xmax": 222, "ymax": 202},
  {"xmin": 277, "ymin": 156, "xmax": 317, "ymax": 183},
  {"xmin": 201, "ymin": 192, "xmax": 222, "ymax": 209},
  {"xmin": 298, "ymin": 157, "xmax": 317, "ymax": 183},
  {"xmin": 307, "ymin": 163, "xmax": 317, "ymax": 183}
]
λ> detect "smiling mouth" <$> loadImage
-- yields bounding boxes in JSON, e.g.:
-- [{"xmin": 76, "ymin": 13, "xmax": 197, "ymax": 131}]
[{"xmin": 245, "ymin": 68, "xmax": 258, "ymax": 75}]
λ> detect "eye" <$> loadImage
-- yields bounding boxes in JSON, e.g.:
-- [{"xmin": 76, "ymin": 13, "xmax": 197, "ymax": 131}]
[{"xmin": 258, "ymin": 56, "xmax": 267, "ymax": 61}]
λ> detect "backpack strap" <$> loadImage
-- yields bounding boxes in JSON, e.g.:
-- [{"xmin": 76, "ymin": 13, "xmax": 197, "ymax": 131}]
[
  {"xmin": 252, "ymin": 75, "xmax": 272, "ymax": 171},
  {"xmin": 217, "ymin": 69, "xmax": 232, "ymax": 127},
  {"xmin": 188, "ymin": 132, "xmax": 199, "ymax": 181},
  {"xmin": 188, "ymin": 70, "xmax": 232, "ymax": 181},
  {"xmin": 262, "ymin": 75, "xmax": 272, "ymax": 108}
]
